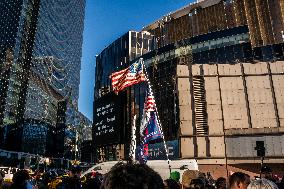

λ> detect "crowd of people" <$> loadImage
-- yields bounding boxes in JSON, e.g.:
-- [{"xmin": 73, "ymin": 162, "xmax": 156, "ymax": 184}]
[{"xmin": 0, "ymin": 162, "xmax": 283, "ymax": 189}]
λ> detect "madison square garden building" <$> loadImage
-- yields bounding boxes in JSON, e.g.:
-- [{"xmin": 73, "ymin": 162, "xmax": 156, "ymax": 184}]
[
  {"xmin": 93, "ymin": 0, "xmax": 284, "ymax": 176},
  {"xmin": 0, "ymin": 0, "xmax": 85, "ymax": 160}
]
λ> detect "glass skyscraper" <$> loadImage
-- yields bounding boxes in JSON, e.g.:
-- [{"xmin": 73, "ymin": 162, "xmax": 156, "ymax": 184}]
[{"xmin": 0, "ymin": 0, "xmax": 85, "ymax": 156}]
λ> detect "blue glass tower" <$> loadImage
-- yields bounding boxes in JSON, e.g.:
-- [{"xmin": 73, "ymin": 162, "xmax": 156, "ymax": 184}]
[{"xmin": 0, "ymin": 0, "xmax": 85, "ymax": 156}]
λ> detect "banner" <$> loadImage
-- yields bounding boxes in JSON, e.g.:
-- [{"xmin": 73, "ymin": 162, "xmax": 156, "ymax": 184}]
[{"xmin": 136, "ymin": 140, "xmax": 179, "ymax": 160}]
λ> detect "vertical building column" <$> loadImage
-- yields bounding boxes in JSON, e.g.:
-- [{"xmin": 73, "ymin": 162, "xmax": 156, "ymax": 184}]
[
  {"xmin": 267, "ymin": 0, "xmax": 284, "ymax": 44},
  {"xmin": 233, "ymin": 0, "xmax": 247, "ymax": 26},
  {"xmin": 240, "ymin": 63, "xmax": 252, "ymax": 128},
  {"xmin": 216, "ymin": 64, "xmax": 229, "ymax": 177},
  {"xmin": 267, "ymin": 62, "xmax": 280, "ymax": 127},
  {"xmin": 278, "ymin": 0, "xmax": 284, "ymax": 31},
  {"xmin": 243, "ymin": 0, "xmax": 262, "ymax": 47},
  {"xmin": 187, "ymin": 53, "xmax": 198, "ymax": 157},
  {"xmin": 254, "ymin": 0, "xmax": 274, "ymax": 45}
]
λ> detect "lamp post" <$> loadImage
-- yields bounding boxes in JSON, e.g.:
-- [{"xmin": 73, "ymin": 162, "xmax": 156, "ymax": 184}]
[{"xmin": 255, "ymin": 141, "xmax": 265, "ymax": 172}]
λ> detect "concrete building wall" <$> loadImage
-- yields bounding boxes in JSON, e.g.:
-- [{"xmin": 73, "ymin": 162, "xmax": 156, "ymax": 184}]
[
  {"xmin": 226, "ymin": 135, "xmax": 284, "ymax": 159},
  {"xmin": 178, "ymin": 61, "xmax": 284, "ymax": 166}
]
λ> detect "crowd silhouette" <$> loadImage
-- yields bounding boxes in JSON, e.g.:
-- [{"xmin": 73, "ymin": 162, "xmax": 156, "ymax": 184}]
[{"xmin": 0, "ymin": 162, "xmax": 283, "ymax": 189}]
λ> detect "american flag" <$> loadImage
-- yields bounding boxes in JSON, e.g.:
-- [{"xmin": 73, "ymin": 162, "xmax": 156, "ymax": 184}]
[
  {"xmin": 140, "ymin": 93, "xmax": 156, "ymax": 135},
  {"xmin": 111, "ymin": 59, "xmax": 146, "ymax": 94},
  {"xmin": 139, "ymin": 92, "xmax": 162, "ymax": 163}
]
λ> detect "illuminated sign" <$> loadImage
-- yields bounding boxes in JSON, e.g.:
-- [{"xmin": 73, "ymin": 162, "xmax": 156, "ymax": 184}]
[{"xmin": 93, "ymin": 92, "xmax": 125, "ymax": 146}]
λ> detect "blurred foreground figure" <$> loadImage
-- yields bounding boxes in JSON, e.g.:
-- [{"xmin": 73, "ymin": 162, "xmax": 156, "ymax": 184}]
[
  {"xmin": 10, "ymin": 169, "xmax": 35, "ymax": 189},
  {"xmin": 216, "ymin": 177, "xmax": 226, "ymax": 189},
  {"xmin": 181, "ymin": 170, "xmax": 207, "ymax": 189},
  {"xmin": 0, "ymin": 171, "xmax": 7, "ymax": 189},
  {"xmin": 100, "ymin": 162, "xmax": 164, "ymax": 189},
  {"xmin": 164, "ymin": 178, "xmax": 180, "ymax": 189},
  {"xmin": 247, "ymin": 179, "xmax": 278, "ymax": 189},
  {"xmin": 170, "ymin": 171, "xmax": 181, "ymax": 183},
  {"xmin": 56, "ymin": 165, "xmax": 82, "ymax": 189},
  {"xmin": 260, "ymin": 166, "xmax": 277, "ymax": 183},
  {"xmin": 229, "ymin": 172, "xmax": 250, "ymax": 189},
  {"xmin": 82, "ymin": 171, "xmax": 103, "ymax": 189}
]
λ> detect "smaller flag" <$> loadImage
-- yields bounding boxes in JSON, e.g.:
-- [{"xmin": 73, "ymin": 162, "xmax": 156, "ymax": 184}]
[
  {"xmin": 111, "ymin": 59, "xmax": 145, "ymax": 94},
  {"xmin": 142, "ymin": 112, "xmax": 162, "ymax": 143},
  {"xmin": 139, "ymin": 112, "xmax": 162, "ymax": 164},
  {"xmin": 139, "ymin": 90, "xmax": 162, "ymax": 163},
  {"xmin": 140, "ymin": 94, "xmax": 156, "ymax": 136}
]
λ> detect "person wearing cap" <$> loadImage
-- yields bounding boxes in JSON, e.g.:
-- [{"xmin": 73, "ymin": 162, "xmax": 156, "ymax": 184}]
[
  {"xmin": 170, "ymin": 171, "xmax": 181, "ymax": 183},
  {"xmin": 181, "ymin": 170, "xmax": 204, "ymax": 189},
  {"xmin": 260, "ymin": 166, "xmax": 276, "ymax": 183},
  {"xmin": 56, "ymin": 165, "xmax": 82, "ymax": 189}
]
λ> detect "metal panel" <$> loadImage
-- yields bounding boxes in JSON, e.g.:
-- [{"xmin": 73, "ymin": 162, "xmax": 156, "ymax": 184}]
[
  {"xmin": 226, "ymin": 135, "xmax": 284, "ymax": 158},
  {"xmin": 177, "ymin": 65, "xmax": 189, "ymax": 76},
  {"xmin": 204, "ymin": 77, "xmax": 223, "ymax": 135},
  {"xmin": 220, "ymin": 77, "xmax": 249, "ymax": 129},
  {"xmin": 208, "ymin": 119, "xmax": 223, "ymax": 135},
  {"xmin": 180, "ymin": 120, "xmax": 194, "ymax": 136},
  {"xmin": 270, "ymin": 61, "xmax": 284, "ymax": 74},
  {"xmin": 180, "ymin": 138, "xmax": 195, "ymax": 157},
  {"xmin": 203, "ymin": 64, "xmax": 218, "ymax": 75},
  {"xmin": 192, "ymin": 64, "xmax": 201, "ymax": 76},
  {"xmin": 197, "ymin": 137, "xmax": 207, "ymax": 157},
  {"xmin": 178, "ymin": 91, "xmax": 191, "ymax": 106},
  {"xmin": 243, "ymin": 62, "xmax": 268, "ymax": 74},
  {"xmin": 272, "ymin": 75, "xmax": 284, "ymax": 127},
  {"xmin": 177, "ymin": 78, "xmax": 190, "ymax": 91},
  {"xmin": 246, "ymin": 76, "xmax": 277, "ymax": 128},
  {"xmin": 179, "ymin": 105, "xmax": 192, "ymax": 121},
  {"xmin": 218, "ymin": 64, "xmax": 242, "ymax": 75}
]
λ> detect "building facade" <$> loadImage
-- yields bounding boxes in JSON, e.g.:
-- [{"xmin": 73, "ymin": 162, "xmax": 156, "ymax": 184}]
[
  {"xmin": 93, "ymin": 31, "xmax": 154, "ymax": 161},
  {"xmin": 0, "ymin": 0, "xmax": 85, "ymax": 157},
  {"xmin": 93, "ymin": 0, "xmax": 284, "ymax": 175}
]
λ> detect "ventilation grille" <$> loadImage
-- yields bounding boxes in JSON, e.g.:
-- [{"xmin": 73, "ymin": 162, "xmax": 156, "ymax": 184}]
[{"xmin": 193, "ymin": 76, "xmax": 208, "ymax": 135}]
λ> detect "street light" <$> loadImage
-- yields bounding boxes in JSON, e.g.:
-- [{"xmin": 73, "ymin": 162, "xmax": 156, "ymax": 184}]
[{"xmin": 255, "ymin": 141, "xmax": 265, "ymax": 170}]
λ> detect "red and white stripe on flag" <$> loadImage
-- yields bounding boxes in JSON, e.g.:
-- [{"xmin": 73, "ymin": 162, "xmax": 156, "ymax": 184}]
[
  {"xmin": 145, "ymin": 95, "xmax": 155, "ymax": 112},
  {"xmin": 140, "ymin": 93, "xmax": 156, "ymax": 136},
  {"xmin": 111, "ymin": 61, "xmax": 146, "ymax": 94},
  {"xmin": 111, "ymin": 67, "xmax": 128, "ymax": 87}
]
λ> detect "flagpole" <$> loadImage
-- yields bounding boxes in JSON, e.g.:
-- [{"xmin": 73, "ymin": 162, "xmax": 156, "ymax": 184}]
[
  {"xmin": 140, "ymin": 58, "xmax": 172, "ymax": 173},
  {"xmin": 129, "ymin": 115, "xmax": 137, "ymax": 163}
]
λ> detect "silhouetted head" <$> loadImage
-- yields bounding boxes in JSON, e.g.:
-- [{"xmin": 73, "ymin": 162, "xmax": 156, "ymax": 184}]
[
  {"xmin": 101, "ymin": 162, "xmax": 163, "ymax": 189},
  {"xmin": 164, "ymin": 178, "xmax": 180, "ymax": 189},
  {"xmin": 229, "ymin": 172, "xmax": 250, "ymax": 189},
  {"xmin": 260, "ymin": 166, "xmax": 273, "ymax": 181},
  {"xmin": 12, "ymin": 170, "xmax": 30, "ymax": 185},
  {"xmin": 69, "ymin": 165, "xmax": 82, "ymax": 178},
  {"xmin": 0, "ymin": 170, "xmax": 4, "ymax": 185},
  {"xmin": 216, "ymin": 177, "xmax": 226, "ymax": 189}
]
